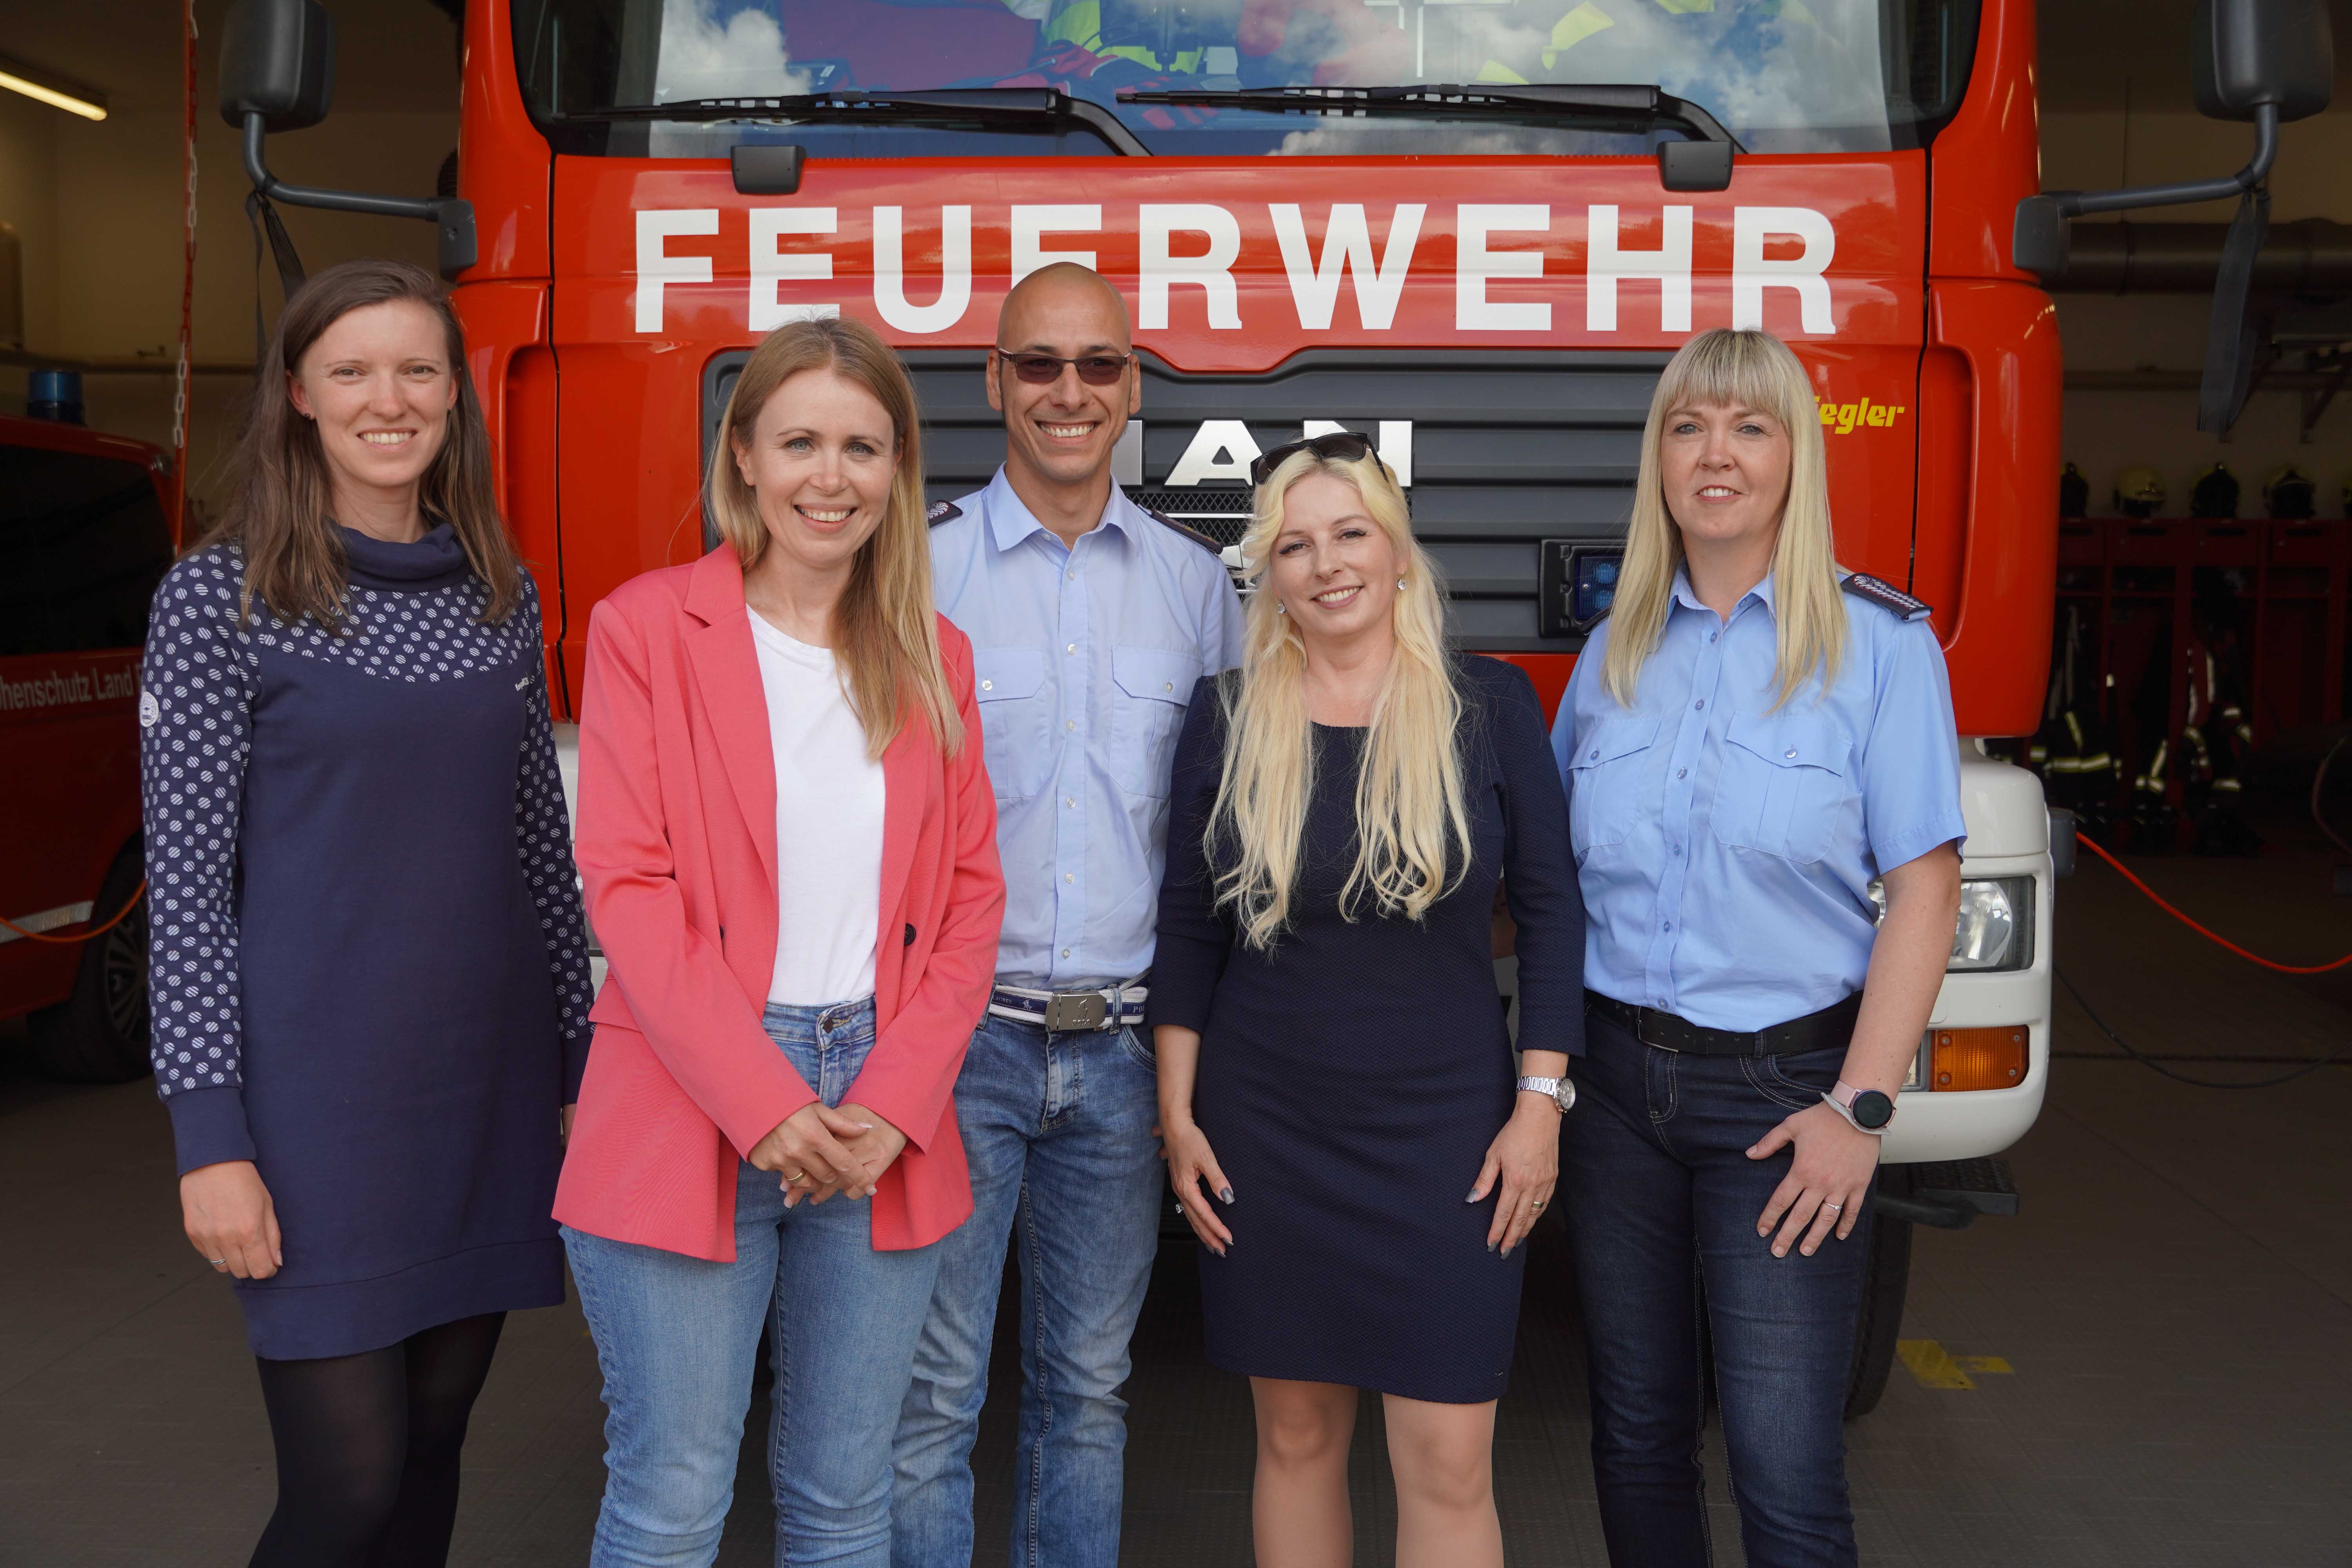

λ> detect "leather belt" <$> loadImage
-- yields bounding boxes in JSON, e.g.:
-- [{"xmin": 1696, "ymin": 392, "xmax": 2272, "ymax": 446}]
[
  {"xmin": 1585, "ymin": 989, "xmax": 1863, "ymax": 1058},
  {"xmin": 989, "ymin": 980, "xmax": 1148, "ymax": 1033}
]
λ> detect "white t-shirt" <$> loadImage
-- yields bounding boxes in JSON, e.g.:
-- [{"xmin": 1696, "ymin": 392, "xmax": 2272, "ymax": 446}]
[{"xmin": 747, "ymin": 613, "xmax": 885, "ymax": 1006}]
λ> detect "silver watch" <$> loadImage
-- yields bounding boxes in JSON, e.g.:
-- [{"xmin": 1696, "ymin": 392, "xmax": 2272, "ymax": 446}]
[{"xmin": 1516, "ymin": 1074, "xmax": 1576, "ymax": 1113}]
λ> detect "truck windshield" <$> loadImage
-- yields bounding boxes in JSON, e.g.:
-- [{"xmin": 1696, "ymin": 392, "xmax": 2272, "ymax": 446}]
[{"xmin": 514, "ymin": 0, "xmax": 1980, "ymax": 158}]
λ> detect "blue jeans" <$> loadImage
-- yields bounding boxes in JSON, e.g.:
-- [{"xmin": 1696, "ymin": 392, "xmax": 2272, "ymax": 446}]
[
  {"xmin": 891, "ymin": 1011, "xmax": 1165, "ymax": 1568},
  {"xmin": 1561, "ymin": 1010, "xmax": 1872, "ymax": 1568},
  {"xmin": 564, "ymin": 998, "xmax": 942, "ymax": 1568}
]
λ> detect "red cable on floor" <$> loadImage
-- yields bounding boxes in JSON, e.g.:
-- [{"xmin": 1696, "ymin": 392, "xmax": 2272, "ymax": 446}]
[{"xmin": 2075, "ymin": 833, "xmax": 2352, "ymax": 974}]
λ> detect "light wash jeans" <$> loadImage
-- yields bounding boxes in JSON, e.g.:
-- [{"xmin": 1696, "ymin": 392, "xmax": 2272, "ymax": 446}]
[
  {"xmin": 564, "ymin": 997, "xmax": 941, "ymax": 1568},
  {"xmin": 891, "ymin": 1011, "xmax": 1165, "ymax": 1568}
]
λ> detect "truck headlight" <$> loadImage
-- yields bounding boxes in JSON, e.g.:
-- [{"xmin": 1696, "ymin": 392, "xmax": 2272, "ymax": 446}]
[
  {"xmin": 1867, "ymin": 876, "xmax": 2035, "ymax": 973},
  {"xmin": 1948, "ymin": 877, "xmax": 2033, "ymax": 971}
]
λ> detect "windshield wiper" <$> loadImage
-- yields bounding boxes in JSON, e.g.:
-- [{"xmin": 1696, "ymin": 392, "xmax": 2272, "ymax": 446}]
[
  {"xmin": 1115, "ymin": 82, "xmax": 1739, "ymax": 151},
  {"xmin": 566, "ymin": 88, "xmax": 1150, "ymax": 156}
]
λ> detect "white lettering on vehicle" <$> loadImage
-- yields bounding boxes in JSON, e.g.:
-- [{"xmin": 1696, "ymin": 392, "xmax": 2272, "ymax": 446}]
[
  {"xmin": 1455, "ymin": 204, "xmax": 1551, "ymax": 332},
  {"xmin": 1165, "ymin": 419, "xmax": 1260, "ymax": 486},
  {"xmin": 750, "ymin": 207, "xmax": 839, "ymax": 330},
  {"xmin": 1731, "ymin": 207, "xmax": 1836, "ymax": 334},
  {"xmin": 1270, "ymin": 203, "xmax": 1424, "ymax": 331},
  {"xmin": 873, "ymin": 205, "xmax": 972, "ymax": 334},
  {"xmin": 1586, "ymin": 204, "xmax": 1693, "ymax": 333},
  {"xmin": 635, "ymin": 207, "xmax": 718, "ymax": 334},
  {"xmin": 1141, "ymin": 204, "xmax": 1244, "ymax": 331},
  {"xmin": 629, "ymin": 203, "xmax": 1844, "ymax": 339},
  {"xmin": 1011, "ymin": 204, "xmax": 1102, "ymax": 282}
]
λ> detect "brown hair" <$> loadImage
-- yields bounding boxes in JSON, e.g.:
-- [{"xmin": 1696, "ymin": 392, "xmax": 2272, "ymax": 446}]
[
  {"xmin": 706, "ymin": 316, "xmax": 961, "ymax": 759},
  {"xmin": 203, "ymin": 258, "xmax": 521, "ymax": 627}
]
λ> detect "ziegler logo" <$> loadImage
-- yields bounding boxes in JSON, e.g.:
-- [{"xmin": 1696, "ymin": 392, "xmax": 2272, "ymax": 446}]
[
  {"xmin": 1143, "ymin": 420, "xmax": 1413, "ymax": 487},
  {"xmin": 1817, "ymin": 396, "xmax": 1906, "ymax": 435}
]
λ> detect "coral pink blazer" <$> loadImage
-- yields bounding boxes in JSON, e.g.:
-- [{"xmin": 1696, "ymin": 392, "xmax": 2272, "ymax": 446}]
[{"xmin": 554, "ymin": 548, "xmax": 1004, "ymax": 1260}]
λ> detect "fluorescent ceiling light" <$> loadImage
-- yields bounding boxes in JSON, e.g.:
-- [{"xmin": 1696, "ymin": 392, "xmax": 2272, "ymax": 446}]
[{"xmin": 0, "ymin": 54, "xmax": 107, "ymax": 122}]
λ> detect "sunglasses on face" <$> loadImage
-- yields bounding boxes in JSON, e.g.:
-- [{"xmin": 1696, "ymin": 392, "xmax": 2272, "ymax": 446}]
[
  {"xmin": 994, "ymin": 349, "xmax": 1136, "ymax": 386},
  {"xmin": 1249, "ymin": 430, "xmax": 1378, "ymax": 488}
]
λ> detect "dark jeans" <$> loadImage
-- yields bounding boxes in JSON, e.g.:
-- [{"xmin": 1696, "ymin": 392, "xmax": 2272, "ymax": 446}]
[{"xmin": 1562, "ymin": 1010, "xmax": 1871, "ymax": 1568}]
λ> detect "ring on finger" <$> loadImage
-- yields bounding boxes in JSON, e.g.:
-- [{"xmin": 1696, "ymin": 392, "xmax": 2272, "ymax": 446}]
[
  {"xmin": 207, "ymin": 1258, "xmax": 227, "ymax": 1267},
  {"xmin": 1822, "ymin": 1200, "xmax": 1843, "ymax": 1213}
]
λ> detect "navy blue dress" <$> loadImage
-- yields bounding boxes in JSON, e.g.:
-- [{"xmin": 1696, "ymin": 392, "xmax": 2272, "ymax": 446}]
[
  {"xmin": 140, "ymin": 525, "xmax": 594, "ymax": 1361},
  {"xmin": 1147, "ymin": 655, "xmax": 1584, "ymax": 1403}
]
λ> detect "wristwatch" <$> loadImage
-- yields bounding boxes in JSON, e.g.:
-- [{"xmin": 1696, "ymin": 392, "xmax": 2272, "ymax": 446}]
[
  {"xmin": 1823, "ymin": 1079, "xmax": 1895, "ymax": 1134},
  {"xmin": 1516, "ymin": 1074, "xmax": 1576, "ymax": 1113}
]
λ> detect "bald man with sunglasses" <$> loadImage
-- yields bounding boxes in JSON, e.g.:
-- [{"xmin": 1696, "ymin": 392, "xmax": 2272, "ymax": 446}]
[{"xmin": 895, "ymin": 263, "xmax": 1243, "ymax": 1568}]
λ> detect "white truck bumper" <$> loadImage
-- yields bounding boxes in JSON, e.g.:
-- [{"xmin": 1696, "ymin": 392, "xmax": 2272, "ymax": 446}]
[{"xmin": 1878, "ymin": 749, "xmax": 2052, "ymax": 1165}]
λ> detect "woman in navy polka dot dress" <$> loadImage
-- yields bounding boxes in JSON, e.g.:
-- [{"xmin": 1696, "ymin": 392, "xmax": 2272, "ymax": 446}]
[{"xmin": 139, "ymin": 260, "xmax": 593, "ymax": 1568}]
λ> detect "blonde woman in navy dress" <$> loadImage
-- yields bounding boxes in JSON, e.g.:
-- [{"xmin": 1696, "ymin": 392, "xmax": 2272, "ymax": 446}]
[
  {"xmin": 1149, "ymin": 435, "xmax": 1584, "ymax": 1568},
  {"xmin": 1550, "ymin": 328, "xmax": 1966, "ymax": 1567}
]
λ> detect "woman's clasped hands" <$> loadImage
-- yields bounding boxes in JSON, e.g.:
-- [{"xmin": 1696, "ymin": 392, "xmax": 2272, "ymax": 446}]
[{"xmin": 748, "ymin": 1100, "xmax": 910, "ymax": 1207}]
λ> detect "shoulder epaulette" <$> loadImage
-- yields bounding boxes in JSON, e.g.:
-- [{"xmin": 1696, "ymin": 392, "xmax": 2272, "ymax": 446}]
[
  {"xmin": 1141, "ymin": 505, "xmax": 1224, "ymax": 555},
  {"xmin": 1840, "ymin": 572, "xmax": 1933, "ymax": 622},
  {"xmin": 926, "ymin": 499, "xmax": 962, "ymax": 528}
]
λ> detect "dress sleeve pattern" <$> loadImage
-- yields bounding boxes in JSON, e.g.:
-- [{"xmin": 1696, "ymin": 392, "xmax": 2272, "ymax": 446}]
[
  {"xmin": 141, "ymin": 547, "xmax": 260, "ymax": 1171},
  {"xmin": 1145, "ymin": 675, "xmax": 1236, "ymax": 1033},
  {"xmin": 510, "ymin": 577, "xmax": 597, "ymax": 1100}
]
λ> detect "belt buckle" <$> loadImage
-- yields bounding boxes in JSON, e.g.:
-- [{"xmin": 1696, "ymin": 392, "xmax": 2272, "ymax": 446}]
[
  {"xmin": 1043, "ymin": 991, "xmax": 1109, "ymax": 1032},
  {"xmin": 1634, "ymin": 1008, "xmax": 1681, "ymax": 1053}
]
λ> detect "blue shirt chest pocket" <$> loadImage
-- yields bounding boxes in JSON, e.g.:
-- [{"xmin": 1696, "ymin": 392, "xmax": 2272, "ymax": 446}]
[
  {"xmin": 1566, "ymin": 714, "xmax": 1659, "ymax": 858},
  {"xmin": 974, "ymin": 647, "xmax": 1052, "ymax": 802},
  {"xmin": 1712, "ymin": 710, "xmax": 1856, "ymax": 864},
  {"xmin": 1109, "ymin": 647, "xmax": 1200, "ymax": 798}
]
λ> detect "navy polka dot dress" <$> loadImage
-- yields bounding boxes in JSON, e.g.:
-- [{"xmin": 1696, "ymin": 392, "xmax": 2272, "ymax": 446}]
[{"xmin": 140, "ymin": 523, "xmax": 593, "ymax": 1361}]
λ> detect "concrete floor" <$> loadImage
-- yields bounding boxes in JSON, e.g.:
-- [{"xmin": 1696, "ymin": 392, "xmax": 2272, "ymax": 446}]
[{"xmin": 4, "ymin": 836, "xmax": 2349, "ymax": 1567}]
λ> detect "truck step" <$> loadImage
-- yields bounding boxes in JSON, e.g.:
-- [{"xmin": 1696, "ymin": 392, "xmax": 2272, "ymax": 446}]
[{"xmin": 1908, "ymin": 1157, "xmax": 2020, "ymax": 1218}]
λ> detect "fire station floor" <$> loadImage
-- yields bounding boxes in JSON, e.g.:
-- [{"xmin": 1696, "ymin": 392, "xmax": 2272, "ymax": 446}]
[{"xmin": 5, "ymin": 831, "xmax": 2350, "ymax": 1568}]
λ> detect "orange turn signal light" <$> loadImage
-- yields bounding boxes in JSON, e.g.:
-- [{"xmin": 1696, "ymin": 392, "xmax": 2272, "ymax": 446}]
[{"xmin": 1930, "ymin": 1027, "xmax": 2029, "ymax": 1091}]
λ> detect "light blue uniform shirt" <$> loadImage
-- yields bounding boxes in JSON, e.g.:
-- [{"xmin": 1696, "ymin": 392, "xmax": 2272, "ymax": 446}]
[
  {"xmin": 931, "ymin": 468, "xmax": 1245, "ymax": 989},
  {"xmin": 1549, "ymin": 570, "xmax": 1967, "ymax": 1032}
]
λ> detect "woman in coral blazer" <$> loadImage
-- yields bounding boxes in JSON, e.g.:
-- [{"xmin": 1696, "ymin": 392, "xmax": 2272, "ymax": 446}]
[{"xmin": 555, "ymin": 316, "xmax": 1003, "ymax": 1568}]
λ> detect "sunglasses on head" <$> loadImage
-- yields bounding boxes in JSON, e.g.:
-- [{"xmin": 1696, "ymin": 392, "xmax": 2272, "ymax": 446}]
[
  {"xmin": 994, "ymin": 349, "xmax": 1136, "ymax": 386},
  {"xmin": 1249, "ymin": 430, "xmax": 1378, "ymax": 488}
]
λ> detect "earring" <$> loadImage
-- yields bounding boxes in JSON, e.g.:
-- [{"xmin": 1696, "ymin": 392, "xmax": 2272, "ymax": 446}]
[
  {"xmin": 1274, "ymin": 601, "xmax": 1287, "ymax": 615},
  {"xmin": 1397, "ymin": 577, "xmax": 1406, "ymax": 591}
]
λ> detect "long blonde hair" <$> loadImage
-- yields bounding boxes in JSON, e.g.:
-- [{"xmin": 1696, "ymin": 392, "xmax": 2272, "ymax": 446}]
[
  {"xmin": 1211, "ymin": 449, "xmax": 1470, "ymax": 949},
  {"xmin": 1601, "ymin": 327, "xmax": 1846, "ymax": 709},
  {"xmin": 706, "ymin": 316, "xmax": 961, "ymax": 759}
]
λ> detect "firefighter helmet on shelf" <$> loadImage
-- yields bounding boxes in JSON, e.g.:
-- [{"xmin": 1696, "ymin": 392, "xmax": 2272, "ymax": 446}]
[
  {"xmin": 2114, "ymin": 465, "xmax": 2166, "ymax": 518},
  {"xmin": 2058, "ymin": 461, "xmax": 2089, "ymax": 518},
  {"xmin": 2189, "ymin": 462, "xmax": 2240, "ymax": 519},
  {"xmin": 2265, "ymin": 464, "xmax": 2317, "ymax": 520}
]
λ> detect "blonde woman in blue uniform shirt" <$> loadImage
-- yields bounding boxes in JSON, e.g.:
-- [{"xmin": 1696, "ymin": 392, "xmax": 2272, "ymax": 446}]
[{"xmin": 1550, "ymin": 328, "xmax": 1965, "ymax": 1568}]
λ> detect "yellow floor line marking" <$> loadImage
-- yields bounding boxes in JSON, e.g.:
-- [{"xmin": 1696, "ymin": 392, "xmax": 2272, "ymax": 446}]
[
  {"xmin": 1956, "ymin": 1355, "xmax": 2013, "ymax": 1374},
  {"xmin": 1896, "ymin": 1338, "xmax": 1974, "ymax": 1388}
]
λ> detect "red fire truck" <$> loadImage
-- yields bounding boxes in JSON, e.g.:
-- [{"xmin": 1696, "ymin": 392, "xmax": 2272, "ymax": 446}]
[
  {"xmin": 218, "ymin": 0, "xmax": 2323, "ymax": 1409},
  {"xmin": 0, "ymin": 409, "xmax": 176, "ymax": 1082}
]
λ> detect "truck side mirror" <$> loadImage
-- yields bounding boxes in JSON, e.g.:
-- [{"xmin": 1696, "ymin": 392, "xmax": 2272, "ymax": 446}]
[
  {"xmin": 2193, "ymin": 0, "xmax": 2333, "ymax": 125},
  {"xmin": 217, "ymin": 0, "xmax": 475, "ymax": 280},
  {"xmin": 218, "ymin": 0, "xmax": 335, "ymax": 134},
  {"xmin": 2015, "ymin": 0, "xmax": 2330, "ymax": 433}
]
